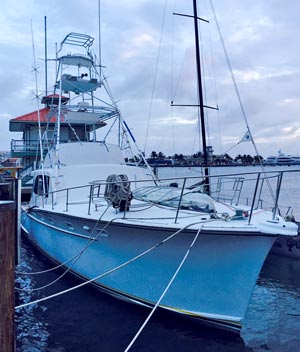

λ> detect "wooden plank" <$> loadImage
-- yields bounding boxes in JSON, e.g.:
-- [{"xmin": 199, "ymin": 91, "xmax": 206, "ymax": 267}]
[{"xmin": 0, "ymin": 201, "xmax": 16, "ymax": 352}]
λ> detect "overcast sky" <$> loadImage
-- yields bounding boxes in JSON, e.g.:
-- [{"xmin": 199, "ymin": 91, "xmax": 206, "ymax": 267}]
[{"xmin": 0, "ymin": 0, "xmax": 300, "ymax": 158}]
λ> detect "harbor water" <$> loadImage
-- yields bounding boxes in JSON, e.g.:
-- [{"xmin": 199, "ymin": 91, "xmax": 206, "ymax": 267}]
[{"xmin": 16, "ymin": 165, "xmax": 300, "ymax": 351}]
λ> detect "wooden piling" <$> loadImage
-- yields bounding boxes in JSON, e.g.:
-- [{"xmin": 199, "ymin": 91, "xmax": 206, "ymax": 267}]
[{"xmin": 0, "ymin": 200, "xmax": 16, "ymax": 352}]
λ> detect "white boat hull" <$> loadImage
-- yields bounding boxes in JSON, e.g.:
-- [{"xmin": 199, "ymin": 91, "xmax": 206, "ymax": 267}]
[{"xmin": 22, "ymin": 208, "xmax": 276, "ymax": 333}]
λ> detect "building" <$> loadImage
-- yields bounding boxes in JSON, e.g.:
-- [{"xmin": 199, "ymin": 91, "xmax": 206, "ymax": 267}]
[{"xmin": 9, "ymin": 94, "xmax": 106, "ymax": 171}]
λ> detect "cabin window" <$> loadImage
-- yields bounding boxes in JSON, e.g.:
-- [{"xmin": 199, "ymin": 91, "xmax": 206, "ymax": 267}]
[{"xmin": 33, "ymin": 175, "xmax": 50, "ymax": 197}]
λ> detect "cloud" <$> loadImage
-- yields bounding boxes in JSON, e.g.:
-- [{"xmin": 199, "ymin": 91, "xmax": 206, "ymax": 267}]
[
  {"xmin": 229, "ymin": 16, "xmax": 273, "ymax": 44},
  {"xmin": 155, "ymin": 116, "xmax": 197, "ymax": 126},
  {"xmin": 122, "ymin": 33, "xmax": 156, "ymax": 59},
  {"xmin": 0, "ymin": 0, "xmax": 299, "ymax": 160}
]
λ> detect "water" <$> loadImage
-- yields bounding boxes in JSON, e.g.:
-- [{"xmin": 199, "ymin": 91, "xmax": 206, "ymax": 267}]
[{"xmin": 16, "ymin": 166, "xmax": 300, "ymax": 351}]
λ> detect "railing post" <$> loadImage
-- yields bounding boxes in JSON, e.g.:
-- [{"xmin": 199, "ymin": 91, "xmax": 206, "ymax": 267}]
[
  {"xmin": 66, "ymin": 189, "xmax": 69, "ymax": 212},
  {"xmin": 122, "ymin": 180, "xmax": 132, "ymax": 219},
  {"xmin": 273, "ymin": 172, "xmax": 283, "ymax": 220},
  {"xmin": 51, "ymin": 192, "xmax": 54, "ymax": 210},
  {"xmin": 174, "ymin": 178, "xmax": 187, "ymax": 224},
  {"xmin": 248, "ymin": 173, "xmax": 261, "ymax": 225},
  {"xmin": 88, "ymin": 184, "xmax": 93, "ymax": 215},
  {"xmin": 256, "ymin": 177, "xmax": 265, "ymax": 209}
]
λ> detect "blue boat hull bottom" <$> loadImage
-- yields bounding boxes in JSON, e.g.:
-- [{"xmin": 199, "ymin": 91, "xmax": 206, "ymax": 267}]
[{"xmin": 21, "ymin": 208, "xmax": 276, "ymax": 333}]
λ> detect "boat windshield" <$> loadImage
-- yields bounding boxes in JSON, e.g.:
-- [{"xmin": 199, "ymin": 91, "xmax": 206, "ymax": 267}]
[{"xmin": 133, "ymin": 186, "xmax": 216, "ymax": 213}]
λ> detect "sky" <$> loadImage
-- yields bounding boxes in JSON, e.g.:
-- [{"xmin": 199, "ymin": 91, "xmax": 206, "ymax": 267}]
[{"xmin": 0, "ymin": 0, "xmax": 300, "ymax": 158}]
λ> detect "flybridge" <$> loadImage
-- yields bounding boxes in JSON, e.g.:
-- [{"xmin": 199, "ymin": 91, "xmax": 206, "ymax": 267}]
[
  {"xmin": 55, "ymin": 33, "xmax": 101, "ymax": 94},
  {"xmin": 58, "ymin": 32, "xmax": 95, "ymax": 51}
]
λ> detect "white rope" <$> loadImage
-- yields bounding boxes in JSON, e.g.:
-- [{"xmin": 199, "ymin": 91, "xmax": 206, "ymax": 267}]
[
  {"xmin": 15, "ymin": 221, "xmax": 203, "ymax": 310},
  {"xmin": 124, "ymin": 226, "xmax": 202, "ymax": 352},
  {"xmin": 16, "ymin": 205, "xmax": 115, "ymax": 277}
]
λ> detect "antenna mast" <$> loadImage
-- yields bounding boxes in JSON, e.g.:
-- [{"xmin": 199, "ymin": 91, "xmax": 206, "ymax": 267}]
[
  {"xmin": 44, "ymin": 16, "xmax": 48, "ymax": 96},
  {"xmin": 98, "ymin": 0, "xmax": 102, "ymax": 77}
]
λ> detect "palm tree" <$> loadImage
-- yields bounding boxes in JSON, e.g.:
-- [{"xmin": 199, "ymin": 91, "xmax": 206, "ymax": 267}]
[
  {"xmin": 158, "ymin": 152, "xmax": 165, "ymax": 160},
  {"xmin": 150, "ymin": 151, "xmax": 158, "ymax": 159}
]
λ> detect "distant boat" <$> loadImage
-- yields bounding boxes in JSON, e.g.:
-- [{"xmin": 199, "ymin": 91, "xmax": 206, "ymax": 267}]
[
  {"xmin": 21, "ymin": 4, "xmax": 298, "ymax": 336},
  {"xmin": 265, "ymin": 151, "xmax": 296, "ymax": 166}
]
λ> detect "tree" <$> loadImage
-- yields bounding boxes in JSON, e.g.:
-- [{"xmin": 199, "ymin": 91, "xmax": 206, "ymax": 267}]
[
  {"xmin": 158, "ymin": 152, "xmax": 165, "ymax": 160},
  {"xmin": 150, "ymin": 151, "xmax": 157, "ymax": 159},
  {"xmin": 224, "ymin": 153, "xmax": 233, "ymax": 161},
  {"xmin": 254, "ymin": 155, "xmax": 263, "ymax": 163}
]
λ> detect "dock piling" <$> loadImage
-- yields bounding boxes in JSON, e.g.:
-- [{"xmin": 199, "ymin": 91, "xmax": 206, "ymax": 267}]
[{"xmin": 0, "ymin": 200, "xmax": 16, "ymax": 352}]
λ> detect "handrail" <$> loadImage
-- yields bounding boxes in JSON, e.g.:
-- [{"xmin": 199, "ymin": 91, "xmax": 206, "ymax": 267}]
[{"xmin": 32, "ymin": 168, "xmax": 299, "ymax": 223}]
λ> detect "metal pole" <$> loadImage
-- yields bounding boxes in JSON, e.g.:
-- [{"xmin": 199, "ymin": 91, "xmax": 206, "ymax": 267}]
[
  {"xmin": 248, "ymin": 173, "xmax": 261, "ymax": 225},
  {"xmin": 273, "ymin": 172, "xmax": 283, "ymax": 220},
  {"xmin": 88, "ymin": 185, "xmax": 93, "ymax": 215},
  {"xmin": 193, "ymin": 0, "xmax": 210, "ymax": 194},
  {"xmin": 175, "ymin": 178, "xmax": 187, "ymax": 223},
  {"xmin": 44, "ymin": 16, "xmax": 48, "ymax": 96}
]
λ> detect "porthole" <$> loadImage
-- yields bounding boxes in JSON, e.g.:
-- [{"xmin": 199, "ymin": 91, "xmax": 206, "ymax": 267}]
[
  {"xmin": 47, "ymin": 217, "xmax": 55, "ymax": 224},
  {"xmin": 65, "ymin": 222, "xmax": 75, "ymax": 230}
]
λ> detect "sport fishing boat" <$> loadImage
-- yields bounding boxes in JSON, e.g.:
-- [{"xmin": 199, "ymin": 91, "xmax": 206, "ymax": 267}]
[{"xmin": 21, "ymin": 4, "xmax": 298, "ymax": 334}]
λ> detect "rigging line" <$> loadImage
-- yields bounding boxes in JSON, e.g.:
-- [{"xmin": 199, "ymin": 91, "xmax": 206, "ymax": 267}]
[
  {"xmin": 100, "ymin": 73, "xmax": 119, "ymax": 109},
  {"xmin": 206, "ymin": 6, "xmax": 221, "ymax": 155},
  {"xmin": 121, "ymin": 117, "xmax": 158, "ymax": 182},
  {"xmin": 209, "ymin": 1, "xmax": 252, "ymax": 142},
  {"xmin": 143, "ymin": 0, "xmax": 168, "ymax": 154},
  {"xmin": 208, "ymin": 2, "xmax": 259, "ymax": 158},
  {"xmin": 209, "ymin": 0, "xmax": 276, "ymax": 202},
  {"xmin": 172, "ymin": 50, "xmax": 187, "ymax": 102},
  {"xmin": 64, "ymin": 115, "xmax": 82, "ymax": 144},
  {"xmin": 124, "ymin": 227, "xmax": 202, "ymax": 352},
  {"xmin": 15, "ymin": 221, "xmax": 203, "ymax": 310},
  {"xmin": 103, "ymin": 114, "xmax": 119, "ymax": 142}
]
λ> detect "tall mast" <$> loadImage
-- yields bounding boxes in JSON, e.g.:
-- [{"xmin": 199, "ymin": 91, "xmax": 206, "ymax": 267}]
[{"xmin": 193, "ymin": 0, "xmax": 210, "ymax": 194}]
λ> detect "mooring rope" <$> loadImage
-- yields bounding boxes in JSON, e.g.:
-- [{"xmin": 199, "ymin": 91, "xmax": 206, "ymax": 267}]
[
  {"xmin": 124, "ymin": 226, "xmax": 202, "ymax": 352},
  {"xmin": 15, "ymin": 221, "xmax": 203, "ymax": 310},
  {"xmin": 16, "ymin": 215, "xmax": 122, "ymax": 292},
  {"xmin": 16, "ymin": 205, "xmax": 116, "ymax": 277}
]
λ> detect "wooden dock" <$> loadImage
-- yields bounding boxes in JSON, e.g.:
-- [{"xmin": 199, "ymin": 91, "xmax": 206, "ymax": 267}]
[
  {"xmin": 0, "ymin": 200, "xmax": 16, "ymax": 352},
  {"xmin": 0, "ymin": 178, "xmax": 20, "ymax": 352}
]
